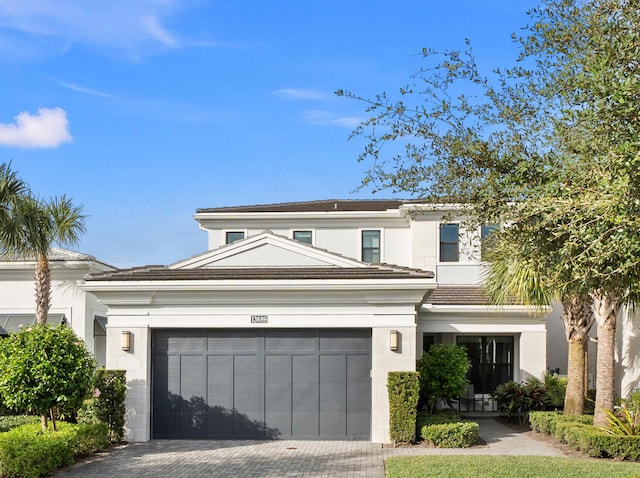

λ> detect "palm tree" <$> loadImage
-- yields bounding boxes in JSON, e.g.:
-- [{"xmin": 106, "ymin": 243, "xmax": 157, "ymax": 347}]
[
  {"xmin": 0, "ymin": 163, "xmax": 29, "ymax": 244},
  {"xmin": 483, "ymin": 233, "xmax": 594, "ymax": 415},
  {"xmin": 4, "ymin": 193, "xmax": 86, "ymax": 324}
]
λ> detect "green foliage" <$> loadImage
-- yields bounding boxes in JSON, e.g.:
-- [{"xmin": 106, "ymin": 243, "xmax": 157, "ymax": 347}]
[
  {"xmin": 420, "ymin": 421, "xmax": 478, "ymax": 448},
  {"xmin": 339, "ymin": 0, "xmax": 640, "ymax": 426},
  {"xmin": 417, "ymin": 344, "xmax": 470, "ymax": 413},
  {"xmin": 493, "ymin": 379, "xmax": 548, "ymax": 428},
  {"xmin": 0, "ymin": 421, "xmax": 109, "ymax": 478},
  {"xmin": 530, "ymin": 411, "xmax": 640, "ymax": 461},
  {"xmin": 92, "ymin": 369, "xmax": 127, "ymax": 442},
  {"xmin": 384, "ymin": 455, "xmax": 640, "ymax": 478},
  {"xmin": 544, "ymin": 373, "xmax": 567, "ymax": 409},
  {"xmin": 0, "ymin": 325, "xmax": 96, "ymax": 420},
  {"xmin": 0, "ymin": 415, "xmax": 39, "ymax": 433},
  {"xmin": 388, "ymin": 372, "xmax": 420, "ymax": 443},
  {"xmin": 416, "ymin": 410, "xmax": 461, "ymax": 431},
  {"xmin": 600, "ymin": 389, "xmax": 640, "ymax": 436}
]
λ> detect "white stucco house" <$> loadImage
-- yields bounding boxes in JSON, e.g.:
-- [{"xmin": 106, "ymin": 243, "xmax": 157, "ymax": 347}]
[
  {"xmin": 79, "ymin": 199, "xmax": 553, "ymax": 443},
  {"xmin": 3, "ymin": 199, "xmax": 636, "ymax": 443},
  {"xmin": 0, "ymin": 249, "xmax": 114, "ymax": 366}
]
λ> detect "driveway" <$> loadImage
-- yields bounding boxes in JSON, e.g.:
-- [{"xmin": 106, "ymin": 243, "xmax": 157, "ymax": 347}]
[{"xmin": 55, "ymin": 420, "xmax": 564, "ymax": 478}]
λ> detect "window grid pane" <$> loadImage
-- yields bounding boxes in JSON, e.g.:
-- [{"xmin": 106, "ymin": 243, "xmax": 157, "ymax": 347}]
[
  {"xmin": 439, "ymin": 224, "xmax": 459, "ymax": 262},
  {"xmin": 293, "ymin": 231, "xmax": 313, "ymax": 244},
  {"xmin": 225, "ymin": 231, "xmax": 245, "ymax": 244},
  {"xmin": 361, "ymin": 230, "xmax": 381, "ymax": 263}
]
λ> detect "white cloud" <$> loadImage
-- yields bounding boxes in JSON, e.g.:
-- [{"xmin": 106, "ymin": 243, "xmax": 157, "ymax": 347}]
[
  {"xmin": 302, "ymin": 109, "xmax": 363, "ymax": 128},
  {"xmin": 0, "ymin": 1, "xmax": 210, "ymax": 59},
  {"xmin": 58, "ymin": 81, "xmax": 114, "ymax": 98},
  {"xmin": 274, "ymin": 88, "xmax": 327, "ymax": 101},
  {"xmin": 143, "ymin": 15, "xmax": 179, "ymax": 47},
  {"xmin": 0, "ymin": 107, "xmax": 72, "ymax": 148}
]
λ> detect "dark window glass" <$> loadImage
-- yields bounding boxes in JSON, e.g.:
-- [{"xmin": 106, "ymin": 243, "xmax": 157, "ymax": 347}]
[
  {"xmin": 439, "ymin": 223, "xmax": 459, "ymax": 262},
  {"xmin": 422, "ymin": 334, "xmax": 441, "ymax": 353},
  {"xmin": 361, "ymin": 230, "xmax": 380, "ymax": 263},
  {"xmin": 481, "ymin": 224, "xmax": 498, "ymax": 261},
  {"xmin": 225, "ymin": 231, "xmax": 245, "ymax": 244},
  {"xmin": 293, "ymin": 230, "xmax": 313, "ymax": 244},
  {"xmin": 456, "ymin": 336, "xmax": 514, "ymax": 394}
]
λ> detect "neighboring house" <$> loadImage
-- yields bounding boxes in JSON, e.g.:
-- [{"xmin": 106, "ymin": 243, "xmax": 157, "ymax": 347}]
[
  {"xmin": 0, "ymin": 248, "xmax": 114, "ymax": 366},
  {"xmin": 80, "ymin": 199, "xmax": 550, "ymax": 443}
]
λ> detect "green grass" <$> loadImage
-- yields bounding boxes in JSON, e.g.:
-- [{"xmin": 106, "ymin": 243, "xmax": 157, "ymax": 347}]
[{"xmin": 385, "ymin": 456, "xmax": 640, "ymax": 478}]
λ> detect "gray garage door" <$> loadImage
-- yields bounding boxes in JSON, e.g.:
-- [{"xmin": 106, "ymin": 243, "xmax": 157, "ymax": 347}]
[{"xmin": 152, "ymin": 329, "xmax": 371, "ymax": 439}]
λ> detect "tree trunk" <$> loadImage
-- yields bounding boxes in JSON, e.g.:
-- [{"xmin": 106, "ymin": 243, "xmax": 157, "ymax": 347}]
[
  {"xmin": 40, "ymin": 414, "xmax": 48, "ymax": 432},
  {"xmin": 590, "ymin": 290, "xmax": 617, "ymax": 428},
  {"xmin": 561, "ymin": 294, "xmax": 594, "ymax": 415},
  {"xmin": 564, "ymin": 336, "xmax": 587, "ymax": 415},
  {"xmin": 35, "ymin": 254, "xmax": 50, "ymax": 324}
]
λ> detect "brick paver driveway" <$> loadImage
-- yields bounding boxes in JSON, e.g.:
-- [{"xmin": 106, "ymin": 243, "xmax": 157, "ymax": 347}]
[{"xmin": 55, "ymin": 440, "xmax": 386, "ymax": 478}]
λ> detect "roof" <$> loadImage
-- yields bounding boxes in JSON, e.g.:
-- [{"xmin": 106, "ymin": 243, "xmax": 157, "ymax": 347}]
[
  {"xmin": 86, "ymin": 264, "xmax": 435, "ymax": 281},
  {"xmin": 196, "ymin": 199, "xmax": 431, "ymax": 213},
  {"xmin": 0, "ymin": 247, "xmax": 114, "ymax": 269},
  {"xmin": 426, "ymin": 286, "xmax": 490, "ymax": 306}
]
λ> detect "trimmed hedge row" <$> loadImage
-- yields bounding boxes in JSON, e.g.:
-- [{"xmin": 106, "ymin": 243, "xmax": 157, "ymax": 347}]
[
  {"xmin": 388, "ymin": 372, "xmax": 420, "ymax": 443},
  {"xmin": 0, "ymin": 421, "xmax": 110, "ymax": 478},
  {"xmin": 420, "ymin": 421, "xmax": 479, "ymax": 448},
  {"xmin": 530, "ymin": 411, "xmax": 640, "ymax": 461},
  {"xmin": 416, "ymin": 410, "xmax": 479, "ymax": 448},
  {"xmin": 0, "ymin": 415, "xmax": 39, "ymax": 433}
]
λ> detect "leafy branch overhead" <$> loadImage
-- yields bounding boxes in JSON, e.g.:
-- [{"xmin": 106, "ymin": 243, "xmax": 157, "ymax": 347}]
[{"xmin": 339, "ymin": 0, "xmax": 640, "ymax": 427}]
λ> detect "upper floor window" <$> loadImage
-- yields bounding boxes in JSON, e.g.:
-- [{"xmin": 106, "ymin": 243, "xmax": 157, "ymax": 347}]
[
  {"xmin": 439, "ymin": 223, "xmax": 459, "ymax": 262},
  {"xmin": 293, "ymin": 230, "xmax": 313, "ymax": 244},
  {"xmin": 481, "ymin": 224, "xmax": 498, "ymax": 261},
  {"xmin": 225, "ymin": 231, "xmax": 245, "ymax": 244},
  {"xmin": 361, "ymin": 230, "xmax": 381, "ymax": 263}
]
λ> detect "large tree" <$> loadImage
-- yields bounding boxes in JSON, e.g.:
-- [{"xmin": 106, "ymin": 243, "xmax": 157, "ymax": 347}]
[
  {"xmin": 0, "ymin": 163, "xmax": 86, "ymax": 324},
  {"xmin": 483, "ymin": 232, "xmax": 595, "ymax": 415},
  {"xmin": 338, "ymin": 0, "xmax": 640, "ymax": 426}
]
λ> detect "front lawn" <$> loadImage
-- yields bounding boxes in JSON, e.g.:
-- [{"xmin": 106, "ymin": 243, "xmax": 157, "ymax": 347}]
[{"xmin": 385, "ymin": 456, "xmax": 640, "ymax": 478}]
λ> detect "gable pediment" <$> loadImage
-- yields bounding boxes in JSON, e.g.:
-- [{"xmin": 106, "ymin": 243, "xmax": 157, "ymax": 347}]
[{"xmin": 171, "ymin": 231, "xmax": 364, "ymax": 270}]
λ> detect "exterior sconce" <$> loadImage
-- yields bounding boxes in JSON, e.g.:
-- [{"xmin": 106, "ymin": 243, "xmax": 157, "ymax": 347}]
[
  {"xmin": 121, "ymin": 331, "xmax": 132, "ymax": 352},
  {"xmin": 390, "ymin": 330, "xmax": 399, "ymax": 351}
]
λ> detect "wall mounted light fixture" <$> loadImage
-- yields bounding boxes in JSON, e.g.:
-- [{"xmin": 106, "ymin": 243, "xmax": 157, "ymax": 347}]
[
  {"xmin": 121, "ymin": 331, "xmax": 131, "ymax": 352},
  {"xmin": 390, "ymin": 330, "xmax": 399, "ymax": 351}
]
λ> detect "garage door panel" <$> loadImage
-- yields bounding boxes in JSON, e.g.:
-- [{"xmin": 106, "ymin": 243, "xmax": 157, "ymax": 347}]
[
  {"xmin": 266, "ymin": 330, "xmax": 317, "ymax": 351},
  {"xmin": 208, "ymin": 330, "xmax": 258, "ymax": 351},
  {"xmin": 179, "ymin": 355, "xmax": 206, "ymax": 437},
  {"xmin": 152, "ymin": 329, "xmax": 370, "ymax": 439}
]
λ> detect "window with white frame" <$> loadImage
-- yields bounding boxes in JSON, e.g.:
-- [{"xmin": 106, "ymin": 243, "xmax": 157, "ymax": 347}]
[
  {"xmin": 439, "ymin": 223, "xmax": 459, "ymax": 262},
  {"xmin": 225, "ymin": 231, "xmax": 245, "ymax": 244},
  {"xmin": 293, "ymin": 230, "xmax": 313, "ymax": 244},
  {"xmin": 361, "ymin": 230, "xmax": 381, "ymax": 263}
]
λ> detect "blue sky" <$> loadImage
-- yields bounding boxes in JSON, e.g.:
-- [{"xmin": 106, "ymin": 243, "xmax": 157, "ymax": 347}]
[{"xmin": 0, "ymin": 1, "xmax": 537, "ymax": 267}]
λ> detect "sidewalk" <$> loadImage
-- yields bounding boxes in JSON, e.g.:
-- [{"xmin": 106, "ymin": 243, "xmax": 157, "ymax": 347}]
[
  {"xmin": 383, "ymin": 418, "xmax": 565, "ymax": 458},
  {"xmin": 55, "ymin": 419, "xmax": 565, "ymax": 478}
]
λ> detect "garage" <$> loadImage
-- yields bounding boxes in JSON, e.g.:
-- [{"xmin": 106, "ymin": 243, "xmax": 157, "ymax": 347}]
[{"xmin": 152, "ymin": 328, "xmax": 371, "ymax": 439}]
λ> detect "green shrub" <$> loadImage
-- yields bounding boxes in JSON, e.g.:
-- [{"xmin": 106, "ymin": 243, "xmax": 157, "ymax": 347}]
[
  {"xmin": 421, "ymin": 421, "xmax": 479, "ymax": 448},
  {"xmin": 0, "ymin": 415, "xmax": 40, "ymax": 433},
  {"xmin": 493, "ymin": 379, "xmax": 548, "ymax": 427},
  {"xmin": 416, "ymin": 410, "xmax": 461, "ymax": 431},
  {"xmin": 544, "ymin": 373, "xmax": 567, "ymax": 409},
  {"xmin": 600, "ymin": 389, "xmax": 640, "ymax": 436},
  {"xmin": 0, "ymin": 325, "xmax": 96, "ymax": 430},
  {"xmin": 530, "ymin": 411, "xmax": 640, "ymax": 460},
  {"xmin": 417, "ymin": 344, "xmax": 470, "ymax": 413},
  {"xmin": 388, "ymin": 372, "xmax": 420, "ymax": 443},
  {"xmin": 0, "ymin": 421, "xmax": 110, "ymax": 478},
  {"xmin": 89, "ymin": 369, "xmax": 127, "ymax": 442}
]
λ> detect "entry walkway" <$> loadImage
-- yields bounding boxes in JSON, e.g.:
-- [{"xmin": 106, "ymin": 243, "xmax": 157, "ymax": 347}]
[{"xmin": 55, "ymin": 419, "xmax": 564, "ymax": 478}]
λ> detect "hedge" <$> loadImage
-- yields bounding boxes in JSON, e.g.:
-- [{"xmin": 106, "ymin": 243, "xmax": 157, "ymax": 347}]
[
  {"xmin": 0, "ymin": 421, "xmax": 110, "ymax": 478},
  {"xmin": 388, "ymin": 372, "xmax": 420, "ymax": 443},
  {"xmin": 420, "ymin": 421, "xmax": 479, "ymax": 448},
  {"xmin": 529, "ymin": 411, "xmax": 640, "ymax": 461}
]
